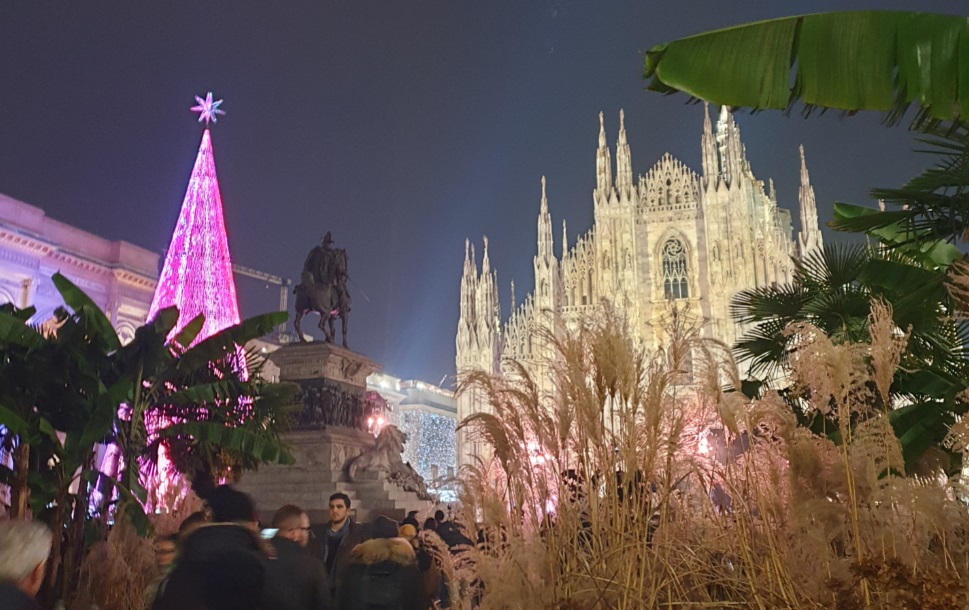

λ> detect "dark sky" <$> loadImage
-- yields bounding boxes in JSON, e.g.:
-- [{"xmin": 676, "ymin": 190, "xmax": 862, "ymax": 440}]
[{"xmin": 1, "ymin": 1, "xmax": 963, "ymax": 386}]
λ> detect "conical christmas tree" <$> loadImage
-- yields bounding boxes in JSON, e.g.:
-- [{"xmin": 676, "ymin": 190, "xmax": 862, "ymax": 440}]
[
  {"xmin": 148, "ymin": 93, "xmax": 240, "ymax": 344},
  {"xmin": 143, "ymin": 93, "xmax": 241, "ymax": 508}
]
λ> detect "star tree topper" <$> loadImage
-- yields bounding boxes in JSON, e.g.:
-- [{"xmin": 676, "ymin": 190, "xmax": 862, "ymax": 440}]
[{"xmin": 191, "ymin": 91, "xmax": 225, "ymax": 125}]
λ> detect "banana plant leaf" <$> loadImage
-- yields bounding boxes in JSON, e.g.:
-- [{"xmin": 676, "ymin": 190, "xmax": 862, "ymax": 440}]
[
  {"xmin": 52, "ymin": 272, "xmax": 121, "ymax": 353},
  {"xmin": 175, "ymin": 311, "xmax": 287, "ymax": 374},
  {"xmin": 0, "ymin": 303, "xmax": 36, "ymax": 322},
  {"xmin": 160, "ymin": 379, "xmax": 251, "ymax": 407},
  {"xmin": 0, "ymin": 313, "xmax": 46, "ymax": 351},
  {"xmin": 644, "ymin": 11, "xmax": 969, "ymax": 127},
  {"xmin": 156, "ymin": 421, "xmax": 294, "ymax": 465}
]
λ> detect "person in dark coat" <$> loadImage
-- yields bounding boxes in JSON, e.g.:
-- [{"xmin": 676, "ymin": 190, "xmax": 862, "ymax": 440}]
[
  {"xmin": 264, "ymin": 504, "xmax": 333, "ymax": 610},
  {"xmin": 337, "ymin": 522, "xmax": 429, "ymax": 610},
  {"xmin": 401, "ymin": 510, "xmax": 420, "ymax": 530},
  {"xmin": 151, "ymin": 485, "xmax": 272, "ymax": 610},
  {"xmin": 308, "ymin": 492, "xmax": 364, "ymax": 601},
  {"xmin": 0, "ymin": 520, "xmax": 52, "ymax": 610}
]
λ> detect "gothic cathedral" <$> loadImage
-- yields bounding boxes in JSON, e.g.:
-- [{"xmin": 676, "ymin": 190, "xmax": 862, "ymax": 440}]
[{"xmin": 455, "ymin": 105, "xmax": 823, "ymax": 464}]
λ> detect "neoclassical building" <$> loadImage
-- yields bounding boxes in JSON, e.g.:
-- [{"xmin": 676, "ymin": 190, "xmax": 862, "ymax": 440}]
[
  {"xmin": 456, "ymin": 105, "xmax": 823, "ymax": 463},
  {"xmin": 0, "ymin": 193, "xmax": 158, "ymax": 341}
]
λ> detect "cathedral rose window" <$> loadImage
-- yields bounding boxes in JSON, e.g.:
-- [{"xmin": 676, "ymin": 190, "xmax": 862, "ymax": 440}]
[{"xmin": 662, "ymin": 238, "xmax": 689, "ymax": 299}]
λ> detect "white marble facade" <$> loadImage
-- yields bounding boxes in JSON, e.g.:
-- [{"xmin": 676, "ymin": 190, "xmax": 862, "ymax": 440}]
[
  {"xmin": 456, "ymin": 105, "xmax": 824, "ymax": 464},
  {"xmin": 0, "ymin": 193, "xmax": 158, "ymax": 341}
]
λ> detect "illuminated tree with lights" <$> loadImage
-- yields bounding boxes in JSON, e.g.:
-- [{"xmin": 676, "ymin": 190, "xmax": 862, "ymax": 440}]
[
  {"xmin": 148, "ymin": 91, "xmax": 239, "ymax": 344},
  {"xmin": 141, "ymin": 93, "xmax": 250, "ymax": 504}
]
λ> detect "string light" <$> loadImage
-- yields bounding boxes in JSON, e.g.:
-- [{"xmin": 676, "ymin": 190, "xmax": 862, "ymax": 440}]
[
  {"xmin": 137, "ymin": 95, "xmax": 243, "ymax": 507},
  {"xmin": 398, "ymin": 409, "xmax": 457, "ymax": 500},
  {"xmin": 147, "ymin": 126, "xmax": 241, "ymax": 343}
]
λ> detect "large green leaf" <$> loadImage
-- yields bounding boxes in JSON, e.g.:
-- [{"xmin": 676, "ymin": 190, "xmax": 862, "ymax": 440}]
[
  {"xmin": 51, "ymin": 273, "xmax": 121, "ymax": 352},
  {"xmin": 175, "ymin": 312, "xmax": 287, "ymax": 373},
  {"xmin": 0, "ymin": 313, "xmax": 46, "ymax": 351},
  {"xmin": 161, "ymin": 379, "xmax": 251, "ymax": 407},
  {"xmin": 172, "ymin": 312, "xmax": 205, "ymax": 350},
  {"xmin": 644, "ymin": 11, "xmax": 969, "ymax": 126},
  {"xmin": 156, "ymin": 421, "xmax": 293, "ymax": 465}
]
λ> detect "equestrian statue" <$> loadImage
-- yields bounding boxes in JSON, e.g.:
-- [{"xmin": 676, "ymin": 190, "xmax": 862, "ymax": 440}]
[{"xmin": 294, "ymin": 232, "xmax": 351, "ymax": 347}]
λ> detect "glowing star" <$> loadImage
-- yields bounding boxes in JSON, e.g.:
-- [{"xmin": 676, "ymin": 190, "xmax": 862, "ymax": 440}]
[{"xmin": 191, "ymin": 91, "xmax": 225, "ymax": 125}]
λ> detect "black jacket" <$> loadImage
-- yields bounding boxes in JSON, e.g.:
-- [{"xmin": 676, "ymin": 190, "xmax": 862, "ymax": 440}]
[
  {"xmin": 337, "ymin": 537, "xmax": 430, "ymax": 610},
  {"xmin": 264, "ymin": 537, "xmax": 333, "ymax": 610},
  {"xmin": 0, "ymin": 582, "xmax": 41, "ymax": 610},
  {"xmin": 151, "ymin": 523, "xmax": 271, "ymax": 610}
]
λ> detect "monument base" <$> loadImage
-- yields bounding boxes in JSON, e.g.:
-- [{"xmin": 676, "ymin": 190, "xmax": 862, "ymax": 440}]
[{"xmin": 238, "ymin": 342, "xmax": 431, "ymax": 523}]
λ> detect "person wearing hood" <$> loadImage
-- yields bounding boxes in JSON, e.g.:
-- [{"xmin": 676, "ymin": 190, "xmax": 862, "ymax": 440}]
[
  {"xmin": 151, "ymin": 485, "xmax": 272, "ymax": 610},
  {"xmin": 337, "ymin": 516, "xmax": 429, "ymax": 610}
]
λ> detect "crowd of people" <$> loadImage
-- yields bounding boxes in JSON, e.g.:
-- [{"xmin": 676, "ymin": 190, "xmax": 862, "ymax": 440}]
[{"xmin": 0, "ymin": 485, "xmax": 475, "ymax": 610}]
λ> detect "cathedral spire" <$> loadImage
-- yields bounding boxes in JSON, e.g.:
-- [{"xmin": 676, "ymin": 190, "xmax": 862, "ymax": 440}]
[
  {"xmin": 715, "ymin": 105, "xmax": 745, "ymax": 187},
  {"xmin": 510, "ymin": 279, "xmax": 516, "ymax": 312},
  {"xmin": 459, "ymin": 238, "xmax": 477, "ymax": 325},
  {"xmin": 562, "ymin": 219, "xmax": 568, "ymax": 259},
  {"xmin": 701, "ymin": 102, "xmax": 719, "ymax": 185},
  {"xmin": 595, "ymin": 111, "xmax": 612, "ymax": 197},
  {"xmin": 481, "ymin": 235, "xmax": 491, "ymax": 276},
  {"xmin": 615, "ymin": 109, "xmax": 633, "ymax": 200},
  {"xmin": 537, "ymin": 176, "xmax": 554, "ymax": 262},
  {"xmin": 797, "ymin": 144, "xmax": 823, "ymax": 257}
]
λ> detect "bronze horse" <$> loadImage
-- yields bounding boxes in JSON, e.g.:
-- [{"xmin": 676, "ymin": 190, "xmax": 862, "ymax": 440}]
[{"xmin": 293, "ymin": 248, "xmax": 351, "ymax": 347}]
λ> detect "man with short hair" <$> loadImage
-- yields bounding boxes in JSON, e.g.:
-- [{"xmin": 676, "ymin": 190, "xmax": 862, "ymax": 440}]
[
  {"xmin": 264, "ymin": 504, "xmax": 332, "ymax": 610},
  {"xmin": 0, "ymin": 520, "xmax": 52, "ymax": 610},
  {"xmin": 310, "ymin": 492, "xmax": 363, "ymax": 600}
]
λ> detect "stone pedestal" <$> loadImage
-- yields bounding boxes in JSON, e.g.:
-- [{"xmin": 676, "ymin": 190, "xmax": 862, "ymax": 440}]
[
  {"xmin": 271, "ymin": 342, "xmax": 380, "ymax": 389},
  {"xmin": 238, "ymin": 342, "xmax": 430, "ymax": 523}
]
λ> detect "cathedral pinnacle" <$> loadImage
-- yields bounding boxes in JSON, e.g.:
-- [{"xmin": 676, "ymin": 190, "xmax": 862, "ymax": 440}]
[
  {"xmin": 615, "ymin": 109, "xmax": 633, "ymax": 198},
  {"xmin": 596, "ymin": 111, "xmax": 613, "ymax": 196},
  {"xmin": 799, "ymin": 144, "xmax": 809, "ymax": 183},
  {"xmin": 540, "ymin": 175, "xmax": 548, "ymax": 214},
  {"xmin": 562, "ymin": 219, "xmax": 568, "ymax": 258},
  {"xmin": 481, "ymin": 235, "xmax": 491, "ymax": 275},
  {"xmin": 510, "ymin": 279, "xmax": 516, "ymax": 312},
  {"xmin": 797, "ymin": 144, "xmax": 823, "ymax": 257}
]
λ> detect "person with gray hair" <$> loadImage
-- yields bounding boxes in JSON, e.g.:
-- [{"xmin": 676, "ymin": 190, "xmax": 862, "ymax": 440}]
[{"xmin": 0, "ymin": 520, "xmax": 52, "ymax": 609}]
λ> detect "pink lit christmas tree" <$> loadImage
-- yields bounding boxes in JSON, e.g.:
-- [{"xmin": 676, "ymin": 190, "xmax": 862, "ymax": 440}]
[
  {"xmin": 148, "ymin": 92, "xmax": 240, "ymax": 344},
  {"xmin": 144, "ymin": 92, "xmax": 241, "ymax": 505}
]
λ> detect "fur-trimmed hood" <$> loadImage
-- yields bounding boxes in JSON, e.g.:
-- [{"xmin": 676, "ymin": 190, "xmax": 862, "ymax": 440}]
[{"xmin": 349, "ymin": 537, "xmax": 416, "ymax": 566}]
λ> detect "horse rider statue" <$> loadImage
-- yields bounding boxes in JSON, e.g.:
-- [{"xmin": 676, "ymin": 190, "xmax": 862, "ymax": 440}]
[{"xmin": 294, "ymin": 232, "xmax": 351, "ymax": 347}]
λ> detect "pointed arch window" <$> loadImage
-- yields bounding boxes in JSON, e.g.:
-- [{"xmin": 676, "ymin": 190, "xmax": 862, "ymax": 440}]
[{"xmin": 662, "ymin": 238, "xmax": 689, "ymax": 299}]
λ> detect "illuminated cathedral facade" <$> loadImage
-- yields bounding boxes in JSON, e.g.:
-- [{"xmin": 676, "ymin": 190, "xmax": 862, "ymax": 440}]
[{"xmin": 455, "ymin": 105, "xmax": 824, "ymax": 463}]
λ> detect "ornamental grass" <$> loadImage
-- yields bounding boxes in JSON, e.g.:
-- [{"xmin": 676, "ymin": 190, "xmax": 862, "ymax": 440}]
[{"xmin": 453, "ymin": 302, "xmax": 969, "ymax": 609}]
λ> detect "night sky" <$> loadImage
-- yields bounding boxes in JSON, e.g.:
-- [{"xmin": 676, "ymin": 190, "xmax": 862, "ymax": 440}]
[{"xmin": 1, "ymin": 1, "xmax": 963, "ymax": 386}]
